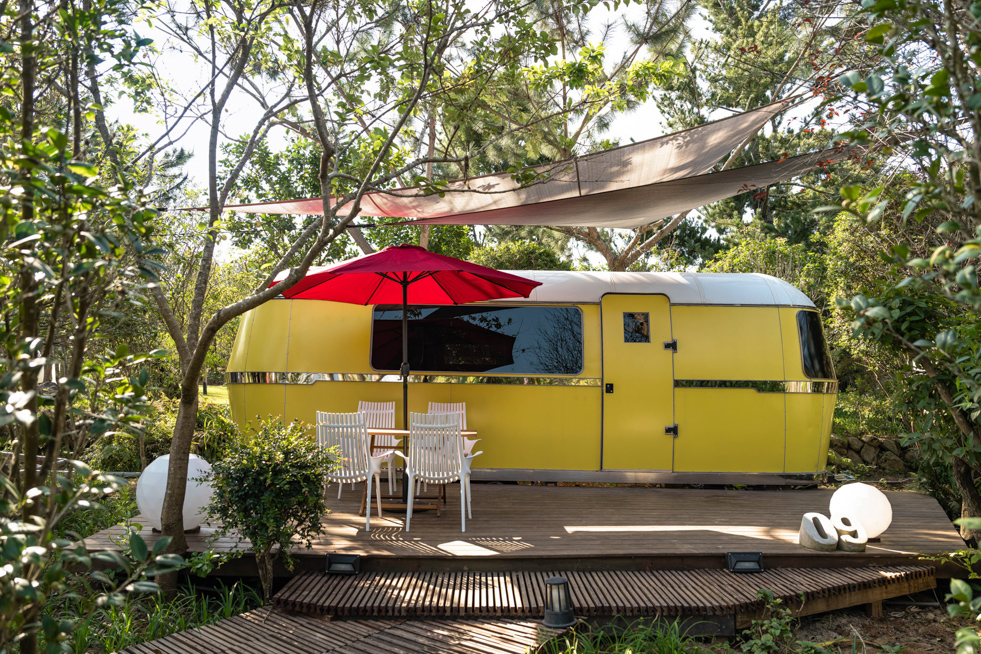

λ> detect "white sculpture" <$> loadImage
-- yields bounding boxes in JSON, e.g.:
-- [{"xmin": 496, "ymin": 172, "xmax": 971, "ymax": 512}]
[
  {"xmin": 798, "ymin": 512, "xmax": 838, "ymax": 551},
  {"xmin": 832, "ymin": 514, "xmax": 868, "ymax": 552},
  {"xmin": 136, "ymin": 454, "xmax": 213, "ymax": 531},
  {"xmin": 829, "ymin": 482, "xmax": 892, "ymax": 539}
]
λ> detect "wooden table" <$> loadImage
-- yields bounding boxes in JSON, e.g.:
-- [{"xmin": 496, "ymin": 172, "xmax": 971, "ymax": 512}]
[{"xmin": 361, "ymin": 428, "xmax": 478, "ymax": 516}]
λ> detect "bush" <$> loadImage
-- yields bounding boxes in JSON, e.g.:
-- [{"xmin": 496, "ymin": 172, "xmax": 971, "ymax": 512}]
[
  {"xmin": 53, "ymin": 483, "xmax": 139, "ymax": 541},
  {"xmin": 86, "ymin": 402, "xmax": 175, "ymax": 472},
  {"xmin": 206, "ymin": 417, "xmax": 334, "ymax": 601},
  {"xmin": 193, "ymin": 404, "xmax": 244, "ymax": 463},
  {"xmin": 86, "ymin": 402, "xmax": 241, "ymax": 472}
]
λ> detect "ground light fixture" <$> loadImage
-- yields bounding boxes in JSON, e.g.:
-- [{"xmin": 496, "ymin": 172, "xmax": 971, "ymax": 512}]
[
  {"xmin": 726, "ymin": 552, "xmax": 765, "ymax": 574},
  {"xmin": 326, "ymin": 553, "xmax": 361, "ymax": 575},
  {"xmin": 543, "ymin": 576, "xmax": 576, "ymax": 628},
  {"xmin": 135, "ymin": 454, "xmax": 212, "ymax": 532}
]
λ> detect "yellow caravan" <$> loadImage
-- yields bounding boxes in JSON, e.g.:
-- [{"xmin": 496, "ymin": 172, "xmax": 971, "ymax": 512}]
[{"xmin": 226, "ymin": 271, "xmax": 836, "ymax": 485}]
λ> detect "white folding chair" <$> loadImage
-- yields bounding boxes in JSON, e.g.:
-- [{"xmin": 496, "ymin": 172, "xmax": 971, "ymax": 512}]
[
  {"xmin": 316, "ymin": 411, "xmax": 386, "ymax": 531},
  {"xmin": 427, "ymin": 401, "xmax": 480, "ymax": 457},
  {"xmin": 358, "ymin": 401, "xmax": 399, "ymax": 494},
  {"xmin": 396, "ymin": 412, "xmax": 481, "ymax": 532}
]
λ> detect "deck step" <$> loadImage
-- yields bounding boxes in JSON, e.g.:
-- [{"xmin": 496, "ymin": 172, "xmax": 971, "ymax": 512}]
[
  {"xmin": 272, "ymin": 565, "xmax": 935, "ymax": 621},
  {"xmin": 116, "ymin": 609, "xmax": 563, "ymax": 654}
]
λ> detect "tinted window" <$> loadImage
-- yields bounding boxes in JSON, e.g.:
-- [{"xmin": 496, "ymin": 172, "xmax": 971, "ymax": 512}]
[
  {"xmin": 797, "ymin": 311, "xmax": 834, "ymax": 379},
  {"xmin": 623, "ymin": 312, "xmax": 650, "ymax": 343},
  {"xmin": 371, "ymin": 305, "xmax": 583, "ymax": 375}
]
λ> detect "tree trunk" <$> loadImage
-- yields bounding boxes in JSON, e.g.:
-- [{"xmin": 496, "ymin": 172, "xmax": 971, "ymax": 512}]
[
  {"xmin": 916, "ymin": 355, "xmax": 981, "ymax": 542},
  {"xmin": 157, "ymin": 387, "xmax": 199, "ymax": 593},
  {"xmin": 257, "ymin": 549, "xmax": 276, "ymax": 603},
  {"xmin": 952, "ymin": 456, "xmax": 981, "ymax": 543}
]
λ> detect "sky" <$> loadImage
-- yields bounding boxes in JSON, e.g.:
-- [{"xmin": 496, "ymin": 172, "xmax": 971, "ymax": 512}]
[
  {"xmin": 108, "ymin": 4, "xmax": 721, "ymax": 267},
  {"xmin": 111, "ymin": 4, "xmax": 713, "ymax": 190}
]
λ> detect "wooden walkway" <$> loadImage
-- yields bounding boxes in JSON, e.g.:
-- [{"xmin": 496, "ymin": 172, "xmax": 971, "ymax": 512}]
[
  {"xmin": 273, "ymin": 566, "xmax": 935, "ymax": 624},
  {"xmin": 84, "ymin": 485, "xmax": 964, "ymax": 574},
  {"xmin": 116, "ymin": 608, "xmax": 564, "ymax": 654},
  {"xmin": 117, "ymin": 565, "xmax": 935, "ymax": 651}
]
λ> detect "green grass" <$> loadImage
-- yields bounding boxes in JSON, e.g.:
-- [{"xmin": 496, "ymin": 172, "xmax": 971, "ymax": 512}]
[
  {"xmin": 541, "ymin": 619, "xmax": 711, "ymax": 654},
  {"xmin": 47, "ymin": 580, "xmax": 262, "ymax": 654},
  {"xmin": 199, "ymin": 384, "xmax": 229, "ymax": 406}
]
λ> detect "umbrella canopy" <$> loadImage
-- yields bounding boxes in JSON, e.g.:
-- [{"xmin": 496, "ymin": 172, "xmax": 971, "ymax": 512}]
[
  {"xmin": 271, "ymin": 244, "xmax": 541, "ymax": 504},
  {"xmin": 271, "ymin": 244, "xmax": 542, "ymax": 303}
]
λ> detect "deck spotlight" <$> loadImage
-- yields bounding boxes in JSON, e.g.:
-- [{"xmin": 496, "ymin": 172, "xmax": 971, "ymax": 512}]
[
  {"xmin": 543, "ymin": 576, "xmax": 576, "ymax": 628},
  {"xmin": 326, "ymin": 553, "xmax": 361, "ymax": 575},
  {"xmin": 726, "ymin": 552, "xmax": 765, "ymax": 574}
]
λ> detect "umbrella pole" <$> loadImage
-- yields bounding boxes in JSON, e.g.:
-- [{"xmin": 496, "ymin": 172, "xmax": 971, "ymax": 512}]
[{"xmin": 401, "ymin": 277, "xmax": 410, "ymax": 503}]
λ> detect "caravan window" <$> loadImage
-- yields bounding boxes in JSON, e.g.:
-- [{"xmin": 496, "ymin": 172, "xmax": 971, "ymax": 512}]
[
  {"xmin": 623, "ymin": 312, "xmax": 650, "ymax": 343},
  {"xmin": 371, "ymin": 305, "xmax": 583, "ymax": 375},
  {"xmin": 797, "ymin": 310, "xmax": 834, "ymax": 379}
]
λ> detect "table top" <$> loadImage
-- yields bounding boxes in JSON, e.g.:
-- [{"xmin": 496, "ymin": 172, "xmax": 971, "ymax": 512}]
[{"xmin": 366, "ymin": 427, "xmax": 477, "ymax": 437}]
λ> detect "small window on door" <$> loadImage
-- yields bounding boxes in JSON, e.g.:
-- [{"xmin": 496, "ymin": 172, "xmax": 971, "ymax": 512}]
[{"xmin": 623, "ymin": 312, "xmax": 650, "ymax": 343}]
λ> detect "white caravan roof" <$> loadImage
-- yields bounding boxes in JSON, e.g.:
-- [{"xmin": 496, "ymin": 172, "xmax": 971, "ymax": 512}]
[{"xmin": 495, "ymin": 271, "xmax": 815, "ymax": 307}]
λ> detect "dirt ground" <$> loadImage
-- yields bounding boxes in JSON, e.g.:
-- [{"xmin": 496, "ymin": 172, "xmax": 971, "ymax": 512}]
[{"xmin": 765, "ymin": 600, "xmax": 971, "ymax": 653}]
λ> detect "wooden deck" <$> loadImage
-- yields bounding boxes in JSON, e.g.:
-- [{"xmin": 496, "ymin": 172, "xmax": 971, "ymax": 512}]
[
  {"xmin": 116, "ymin": 609, "xmax": 565, "ymax": 654},
  {"xmin": 116, "ymin": 566, "xmax": 936, "ymax": 652},
  {"xmin": 273, "ymin": 566, "xmax": 935, "ymax": 627},
  {"xmin": 84, "ymin": 485, "xmax": 964, "ymax": 575}
]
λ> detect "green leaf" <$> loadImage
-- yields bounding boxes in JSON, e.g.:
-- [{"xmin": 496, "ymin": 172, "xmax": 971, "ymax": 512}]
[
  {"xmin": 949, "ymin": 578, "xmax": 973, "ymax": 602},
  {"xmin": 865, "ymin": 306, "xmax": 891, "ymax": 320},
  {"xmin": 865, "ymin": 22, "xmax": 891, "ymax": 43},
  {"xmin": 125, "ymin": 581, "xmax": 160, "ymax": 594},
  {"xmin": 924, "ymin": 68, "xmax": 950, "ymax": 97},
  {"xmin": 937, "ymin": 220, "xmax": 961, "ymax": 233},
  {"xmin": 91, "ymin": 550, "xmax": 131, "ymax": 572},
  {"xmin": 151, "ymin": 536, "xmax": 172, "ymax": 557},
  {"xmin": 129, "ymin": 533, "xmax": 148, "ymax": 562},
  {"xmin": 66, "ymin": 162, "xmax": 98, "ymax": 177},
  {"xmin": 46, "ymin": 128, "xmax": 68, "ymax": 152},
  {"xmin": 866, "ymin": 74, "xmax": 885, "ymax": 97}
]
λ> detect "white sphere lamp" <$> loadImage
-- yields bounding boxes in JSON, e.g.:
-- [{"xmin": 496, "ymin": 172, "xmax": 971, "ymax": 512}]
[
  {"xmin": 136, "ymin": 454, "xmax": 213, "ymax": 531},
  {"xmin": 829, "ymin": 482, "xmax": 893, "ymax": 539}
]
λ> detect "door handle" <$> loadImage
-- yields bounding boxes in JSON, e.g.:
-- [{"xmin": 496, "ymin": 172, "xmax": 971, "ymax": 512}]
[{"xmin": 605, "ymin": 383, "xmax": 614, "ymax": 394}]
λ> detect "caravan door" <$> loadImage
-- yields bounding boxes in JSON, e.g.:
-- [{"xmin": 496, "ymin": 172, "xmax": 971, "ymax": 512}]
[{"xmin": 601, "ymin": 294, "xmax": 675, "ymax": 471}]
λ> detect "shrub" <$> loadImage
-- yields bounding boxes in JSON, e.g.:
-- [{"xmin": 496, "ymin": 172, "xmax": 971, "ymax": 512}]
[
  {"xmin": 206, "ymin": 417, "xmax": 334, "ymax": 601},
  {"xmin": 86, "ymin": 402, "xmax": 175, "ymax": 472},
  {"xmin": 53, "ymin": 483, "xmax": 139, "ymax": 541},
  {"xmin": 192, "ymin": 404, "xmax": 244, "ymax": 463}
]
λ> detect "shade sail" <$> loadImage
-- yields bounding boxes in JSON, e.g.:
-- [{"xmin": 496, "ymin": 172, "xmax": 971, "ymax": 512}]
[
  {"xmin": 400, "ymin": 148, "xmax": 853, "ymax": 228},
  {"xmin": 218, "ymin": 100, "xmax": 797, "ymax": 227}
]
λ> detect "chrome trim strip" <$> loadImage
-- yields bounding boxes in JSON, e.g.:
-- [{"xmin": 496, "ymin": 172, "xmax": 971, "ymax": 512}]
[
  {"xmin": 674, "ymin": 379, "xmax": 838, "ymax": 394},
  {"xmin": 226, "ymin": 371, "xmax": 600, "ymax": 386},
  {"xmin": 471, "ymin": 468, "xmax": 824, "ymax": 485}
]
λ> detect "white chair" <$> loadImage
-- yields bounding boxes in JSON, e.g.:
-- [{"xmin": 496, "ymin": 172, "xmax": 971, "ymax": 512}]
[
  {"xmin": 316, "ymin": 411, "xmax": 386, "ymax": 531},
  {"xmin": 395, "ymin": 412, "xmax": 482, "ymax": 532},
  {"xmin": 358, "ymin": 401, "xmax": 399, "ymax": 494},
  {"xmin": 427, "ymin": 401, "xmax": 480, "ymax": 457}
]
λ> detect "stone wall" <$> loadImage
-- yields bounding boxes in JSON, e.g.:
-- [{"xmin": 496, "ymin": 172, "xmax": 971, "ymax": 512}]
[{"xmin": 829, "ymin": 434, "xmax": 916, "ymax": 473}]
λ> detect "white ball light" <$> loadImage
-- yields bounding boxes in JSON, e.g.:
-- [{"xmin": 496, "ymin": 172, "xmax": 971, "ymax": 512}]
[
  {"xmin": 136, "ymin": 454, "xmax": 213, "ymax": 531},
  {"xmin": 829, "ymin": 482, "xmax": 893, "ymax": 539}
]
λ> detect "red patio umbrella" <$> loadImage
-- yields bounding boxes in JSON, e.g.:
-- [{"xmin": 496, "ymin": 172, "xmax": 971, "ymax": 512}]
[{"xmin": 270, "ymin": 244, "xmax": 541, "ymax": 494}]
